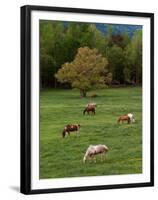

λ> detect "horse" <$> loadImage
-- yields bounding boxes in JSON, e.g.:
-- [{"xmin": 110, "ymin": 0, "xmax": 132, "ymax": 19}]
[
  {"xmin": 83, "ymin": 105, "xmax": 95, "ymax": 115},
  {"xmin": 83, "ymin": 144, "xmax": 109, "ymax": 163},
  {"xmin": 85, "ymin": 102, "xmax": 97, "ymax": 108},
  {"xmin": 127, "ymin": 113, "xmax": 135, "ymax": 123},
  {"xmin": 117, "ymin": 115, "xmax": 130, "ymax": 124},
  {"xmin": 62, "ymin": 124, "xmax": 80, "ymax": 138}
]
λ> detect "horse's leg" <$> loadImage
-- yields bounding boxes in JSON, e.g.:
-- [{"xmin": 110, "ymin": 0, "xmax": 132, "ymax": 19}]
[
  {"xmin": 103, "ymin": 152, "xmax": 106, "ymax": 160},
  {"xmin": 76, "ymin": 131, "xmax": 79, "ymax": 137},
  {"xmin": 62, "ymin": 130, "xmax": 66, "ymax": 138},
  {"xmin": 100, "ymin": 154, "xmax": 102, "ymax": 161},
  {"xmin": 94, "ymin": 156, "xmax": 96, "ymax": 163},
  {"xmin": 83, "ymin": 109, "xmax": 86, "ymax": 115},
  {"xmin": 87, "ymin": 156, "xmax": 91, "ymax": 163},
  {"xmin": 92, "ymin": 155, "xmax": 96, "ymax": 163},
  {"xmin": 65, "ymin": 131, "xmax": 67, "ymax": 137},
  {"xmin": 100, "ymin": 152, "xmax": 105, "ymax": 161},
  {"xmin": 77, "ymin": 129, "xmax": 80, "ymax": 136},
  {"xmin": 89, "ymin": 155, "xmax": 94, "ymax": 163}
]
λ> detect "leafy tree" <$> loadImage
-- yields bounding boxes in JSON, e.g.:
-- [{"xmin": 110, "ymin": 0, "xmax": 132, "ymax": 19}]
[
  {"xmin": 107, "ymin": 25, "xmax": 113, "ymax": 42},
  {"xmin": 121, "ymin": 32, "xmax": 131, "ymax": 48},
  {"xmin": 55, "ymin": 47, "xmax": 112, "ymax": 97},
  {"xmin": 64, "ymin": 23, "xmax": 107, "ymax": 60},
  {"xmin": 40, "ymin": 21, "xmax": 55, "ymax": 87},
  {"xmin": 107, "ymin": 33, "xmax": 130, "ymax": 49},
  {"xmin": 40, "ymin": 21, "xmax": 66, "ymax": 87},
  {"xmin": 40, "ymin": 20, "xmax": 142, "ymax": 88},
  {"xmin": 106, "ymin": 45, "xmax": 125, "ymax": 84},
  {"xmin": 124, "ymin": 30, "xmax": 142, "ymax": 85},
  {"xmin": 131, "ymin": 30, "xmax": 142, "ymax": 85},
  {"xmin": 88, "ymin": 24, "xmax": 108, "ymax": 55}
]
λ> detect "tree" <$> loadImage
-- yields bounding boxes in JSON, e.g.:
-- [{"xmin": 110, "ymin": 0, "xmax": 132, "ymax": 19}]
[
  {"xmin": 40, "ymin": 21, "xmax": 55, "ymax": 87},
  {"xmin": 124, "ymin": 30, "xmax": 142, "ymax": 85},
  {"xmin": 55, "ymin": 47, "xmax": 112, "ymax": 97},
  {"xmin": 40, "ymin": 21, "xmax": 66, "ymax": 88},
  {"xmin": 88, "ymin": 24, "xmax": 108, "ymax": 55},
  {"xmin": 131, "ymin": 30, "xmax": 142, "ymax": 85},
  {"xmin": 106, "ymin": 45, "xmax": 125, "ymax": 84}
]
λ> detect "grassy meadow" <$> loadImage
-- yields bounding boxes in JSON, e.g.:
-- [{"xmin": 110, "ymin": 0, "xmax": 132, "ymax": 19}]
[{"xmin": 40, "ymin": 87, "xmax": 142, "ymax": 179}]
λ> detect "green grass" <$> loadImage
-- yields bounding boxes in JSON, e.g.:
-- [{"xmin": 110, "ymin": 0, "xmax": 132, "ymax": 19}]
[{"xmin": 40, "ymin": 87, "xmax": 142, "ymax": 179}]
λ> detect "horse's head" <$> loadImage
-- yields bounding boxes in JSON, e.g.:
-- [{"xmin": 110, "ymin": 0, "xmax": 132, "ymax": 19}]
[
  {"xmin": 127, "ymin": 113, "xmax": 135, "ymax": 123},
  {"xmin": 103, "ymin": 145, "xmax": 109, "ymax": 152},
  {"xmin": 132, "ymin": 118, "xmax": 135, "ymax": 123}
]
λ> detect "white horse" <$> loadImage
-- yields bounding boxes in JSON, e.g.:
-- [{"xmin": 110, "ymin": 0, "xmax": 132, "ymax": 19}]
[
  {"xmin": 127, "ymin": 113, "xmax": 135, "ymax": 123},
  {"xmin": 83, "ymin": 144, "xmax": 109, "ymax": 163}
]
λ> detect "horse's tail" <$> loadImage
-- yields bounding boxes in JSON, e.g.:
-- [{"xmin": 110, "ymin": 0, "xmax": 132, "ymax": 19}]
[
  {"xmin": 83, "ymin": 108, "xmax": 86, "ymax": 115},
  {"xmin": 62, "ymin": 130, "xmax": 66, "ymax": 138}
]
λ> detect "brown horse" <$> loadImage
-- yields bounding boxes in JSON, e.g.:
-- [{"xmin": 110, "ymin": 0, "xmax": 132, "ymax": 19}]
[
  {"xmin": 62, "ymin": 124, "xmax": 80, "ymax": 138},
  {"xmin": 83, "ymin": 105, "xmax": 95, "ymax": 115},
  {"xmin": 117, "ymin": 115, "xmax": 130, "ymax": 124}
]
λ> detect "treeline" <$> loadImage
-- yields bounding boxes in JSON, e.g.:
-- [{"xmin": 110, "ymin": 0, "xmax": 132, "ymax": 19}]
[{"xmin": 40, "ymin": 21, "xmax": 142, "ymax": 88}]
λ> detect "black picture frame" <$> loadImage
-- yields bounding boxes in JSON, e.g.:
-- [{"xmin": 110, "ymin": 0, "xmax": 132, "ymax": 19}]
[{"xmin": 20, "ymin": 5, "xmax": 154, "ymax": 195}]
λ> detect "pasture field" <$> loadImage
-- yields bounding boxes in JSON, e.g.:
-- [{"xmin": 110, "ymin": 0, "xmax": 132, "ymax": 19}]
[{"xmin": 40, "ymin": 87, "xmax": 142, "ymax": 179}]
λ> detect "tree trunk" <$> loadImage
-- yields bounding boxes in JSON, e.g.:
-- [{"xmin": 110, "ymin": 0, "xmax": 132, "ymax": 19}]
[{"xmin": 80, "ymin": 89, "xmax": 86, "ymax": 98}]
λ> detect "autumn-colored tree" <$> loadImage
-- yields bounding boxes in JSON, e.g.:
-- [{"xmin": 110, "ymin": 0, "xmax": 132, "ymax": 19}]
[
  {"xmin": 40, "ymin": 20, "xmax": 142, "ymax": 88},
  {"xmin": 55, "ymin": 47, "xmax": 112, "ymax": 97}
]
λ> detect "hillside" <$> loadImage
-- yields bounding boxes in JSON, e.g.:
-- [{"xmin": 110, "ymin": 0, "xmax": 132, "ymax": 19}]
[{"xmin": 95, "ymin": 23, "xmax": 142, "ymax": 37}]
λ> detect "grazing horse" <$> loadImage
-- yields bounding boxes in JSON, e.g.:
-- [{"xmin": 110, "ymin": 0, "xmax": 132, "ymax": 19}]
[
  {"xmin": 62, "ymin": 124, "xmax": 80, "ymax": 138},
  {"xmin": 127, "ymin": 113, "xmax": 135, "ymax": 123},
  {"xmin": 85, "ymin": 102, "xmax": 97, "ymax": 108},
  {"xmin": 83, "ymin": 105, "xmax": 95, "ymax": 115},
  {"xmin": 83, "ymin": 144, "xmax": 109, "ymax": 163},
  {"xmin": 117, "ymin": 115, "xmax": 130, "ymax": 124}
]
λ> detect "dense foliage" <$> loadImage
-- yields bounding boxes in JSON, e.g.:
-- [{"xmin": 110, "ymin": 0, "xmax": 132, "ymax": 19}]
[
  {"xmin": 40, "ymin": 21, "xmax": 142, "ymax": 89},
  {"xmin": 55, "ymin": 47, "xmax": 112, "ymax": 97}
]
